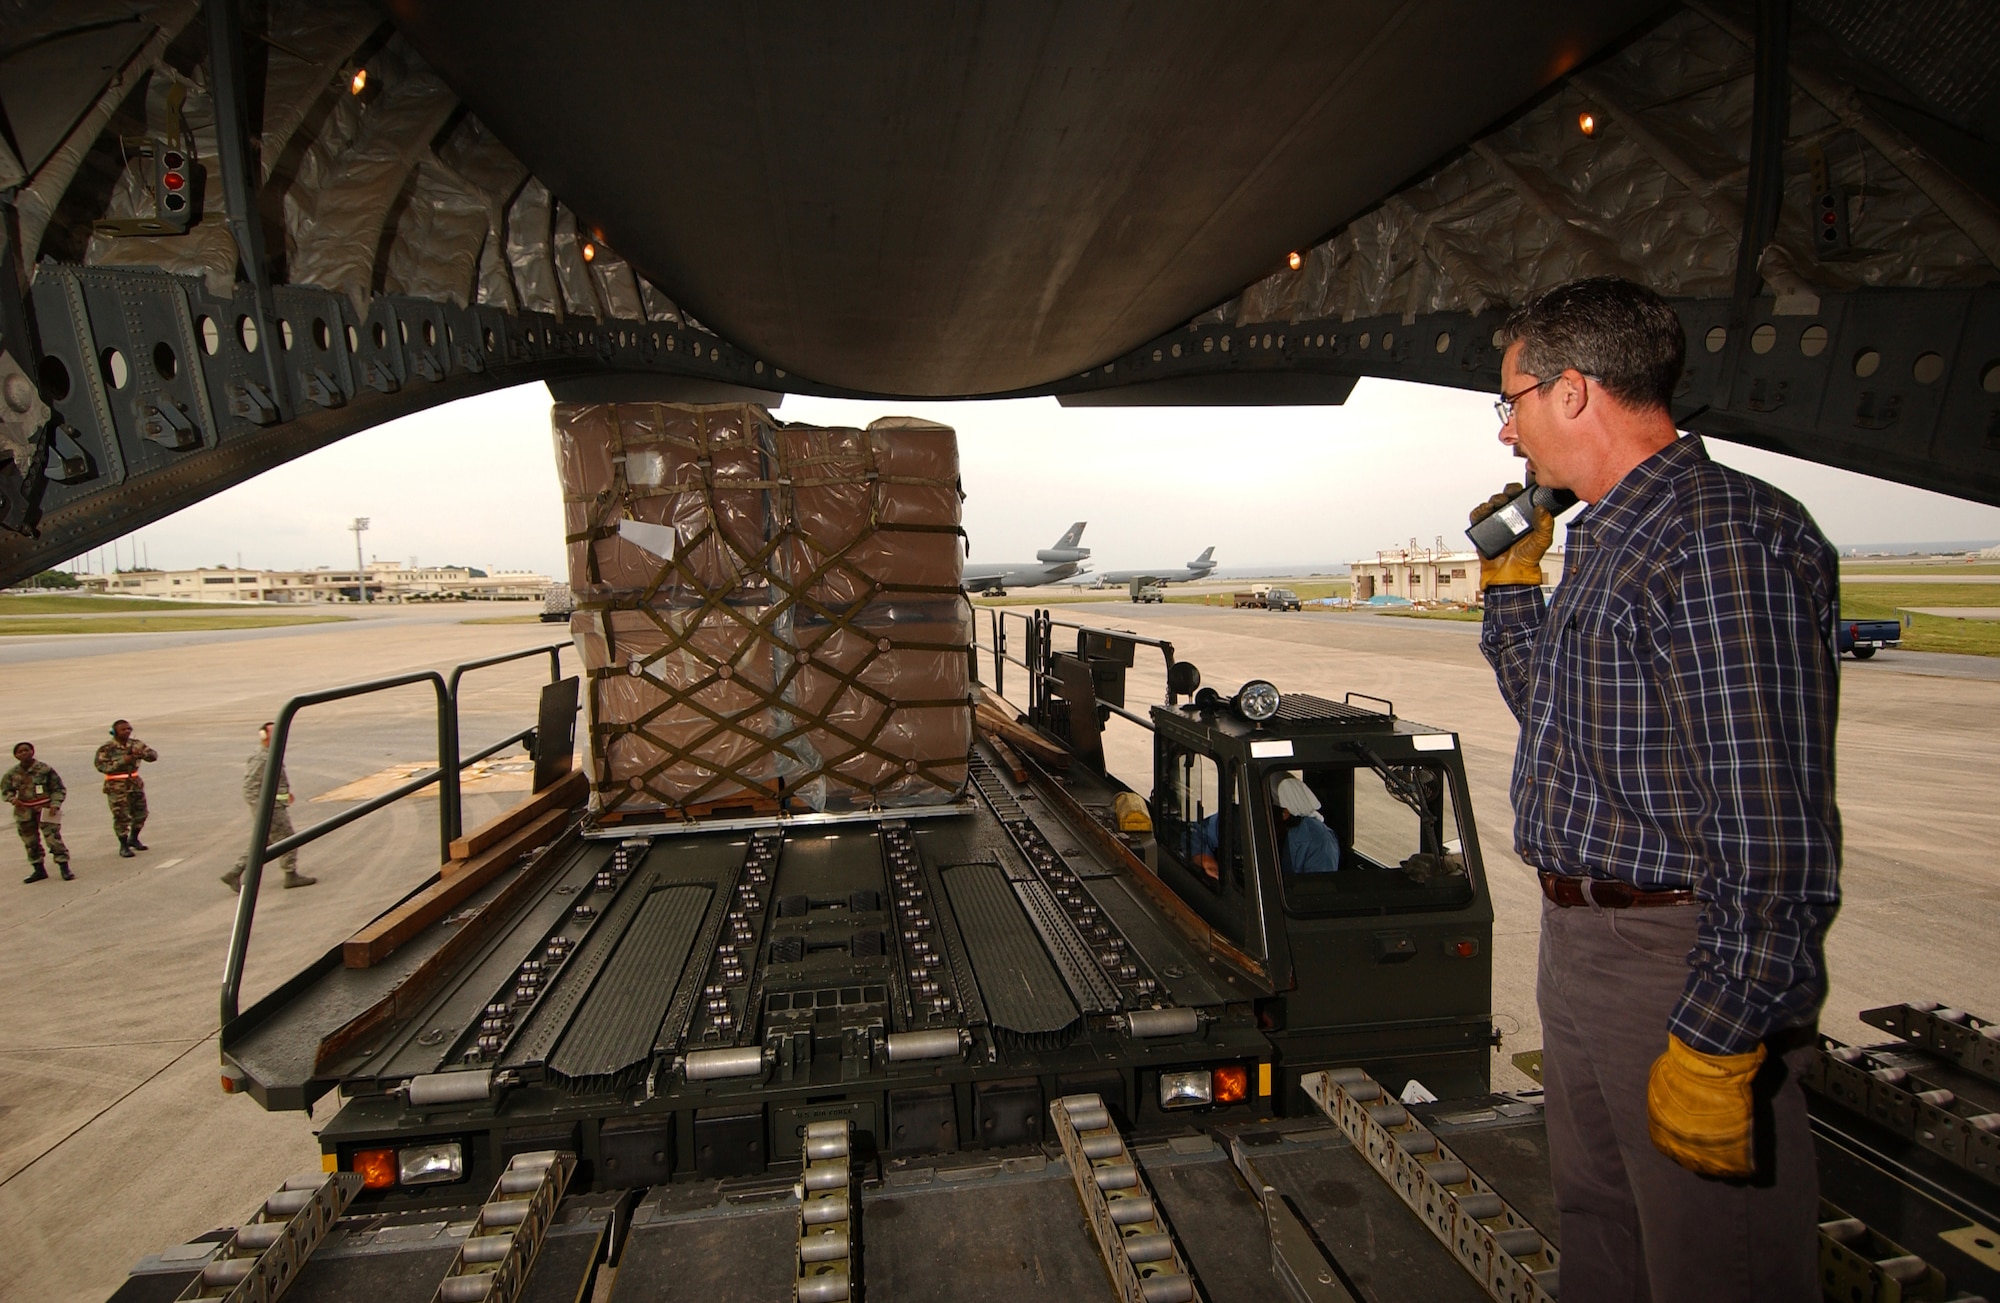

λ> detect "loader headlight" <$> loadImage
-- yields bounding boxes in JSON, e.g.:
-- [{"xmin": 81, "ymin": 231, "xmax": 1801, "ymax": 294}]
[
  {"xmin": 1233, "ymin": 680, "xmax": 1280, "ymax": 722},
  {"xmin": 1159, "ymin": 1070, "xmax": 1214, "ymax": 1110},
  {"xmin": 398, "ymin": 1142, "xmax": 465, "ymax": 1186}
]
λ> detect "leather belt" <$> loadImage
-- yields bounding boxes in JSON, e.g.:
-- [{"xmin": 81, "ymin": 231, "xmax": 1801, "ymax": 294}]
[{"xmin": 1540, "ymin": 871, "xmax": 1695, "ymax": 909}]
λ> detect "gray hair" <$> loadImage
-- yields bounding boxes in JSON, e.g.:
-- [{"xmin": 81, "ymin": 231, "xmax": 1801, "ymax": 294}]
[{"xmin": 1499, "ymin": 277, "xmax": 1685, "ymax": 413}]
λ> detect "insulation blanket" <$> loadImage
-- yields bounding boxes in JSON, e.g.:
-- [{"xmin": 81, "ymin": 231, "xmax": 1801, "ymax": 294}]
[{"xmin": 556, "ymin": 402, "xmax": 972, "ymax": 821}]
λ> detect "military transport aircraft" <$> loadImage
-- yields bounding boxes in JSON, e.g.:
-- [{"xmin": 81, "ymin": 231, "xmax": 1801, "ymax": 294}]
[
  {"xmin": 962, "ymin": 522, "xmax": 1091, "ymax": 594},
  {"xmin": 1082, "ymin": 546, "xmax": 1220, "ymax": 589}
]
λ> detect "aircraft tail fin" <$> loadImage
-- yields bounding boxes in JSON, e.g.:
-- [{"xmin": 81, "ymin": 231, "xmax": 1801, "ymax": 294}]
[
  {"xmin": 1191, "ymin": 545, "xmax": 1216, "ymax": 567},
  {"xmin": 1037, "ymin": 522, "xmax": 1090, "ymax": 563}
]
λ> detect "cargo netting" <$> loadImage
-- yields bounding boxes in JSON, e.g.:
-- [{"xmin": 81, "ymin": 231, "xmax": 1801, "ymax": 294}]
[{"xmin": 554, "ymin": 402, "xmax": 974, "ymax": 823}]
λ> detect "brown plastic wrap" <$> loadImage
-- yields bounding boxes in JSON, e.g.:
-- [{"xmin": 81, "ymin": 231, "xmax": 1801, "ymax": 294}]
[
  {"xmin": 553, "ymin": 402, "xmax": 971, "ymax": 823},
  {"xmin": 772, "ymin": 417, "xmax": 962, "ymax": 610},
  {"xmin": 573, "ymin": 608, "xmax": 784, "ymax": 815},
  {"xmin": 555, "ymin": 402, "xmax": 776, "ymax": 603},
  {"xmin": 781, "ymin": 601, "xmax": 973, "ymax": 812}
]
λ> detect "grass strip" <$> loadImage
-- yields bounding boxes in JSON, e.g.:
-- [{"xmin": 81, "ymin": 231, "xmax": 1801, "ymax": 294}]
[
  {"xmin": 1841, "ymin": 563, "xmax": 2000, "ymax": 576},
  {"xmin": 970, "ymin": 593, "xmax": 1124, "ymax": 607},
  {"xmin": 1838, "ymin": 582, "xmax": 2000, "ymax": 657},
  {"xmin": 0, "ymin": 594, "xmax": 246, "ymax": 613},
  {"xmin": 1377, "ymin": 607, "xmax": 1484, "ymax": 622},
  {"xmin": 0, "ymin": 614, "xmax": 352, "ymax": 636}
]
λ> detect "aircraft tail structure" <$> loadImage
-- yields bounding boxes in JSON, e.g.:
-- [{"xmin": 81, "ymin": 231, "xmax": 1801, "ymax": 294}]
[
  {"xmin": 1037, "ymin": 522, "xmax": 1091, "ymax": 562},
  {"xmin": 1189, "ymin": 545, "xmax": 1216, "ymax": 570}
]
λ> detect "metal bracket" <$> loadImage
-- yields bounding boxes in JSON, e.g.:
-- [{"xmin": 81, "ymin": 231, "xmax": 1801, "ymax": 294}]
[
  {"xmin": 142, "ymin": 399, "xmax": 199, "ymax": 450},
  {"xmin": 1050, "ymin": 1092, "xmax": 1202, "ymax": 1303},
  {"xmin": 1222, "ymin": 1137, "xmax": 1357, "ymax": 1303},
  {"xmin": 429, "ymin": 1149, "xmax": 574, "ymax": 1303},
  {"xmin": 1859, "ymin": 1001, "xmax": 2000, "ymax": 1087},
  {"xmin": 1818, "ymin": 1199, "xmax": 1951, "ymax": 1303},
  {"xmin": 173, "ymin": 1170, "xmax": 363, "ymax": 1302},
  {"xmin": 793, "ymin": 1119, "xmax": 860, "ymax": 1302},
  {"xmin": 1807, "ymin": 1037, "xmax": 2000, "ymax": 1185},
  {"xmin": 1302, "ymin": 1068, "xmax": 1559, "ymax": 1303}
]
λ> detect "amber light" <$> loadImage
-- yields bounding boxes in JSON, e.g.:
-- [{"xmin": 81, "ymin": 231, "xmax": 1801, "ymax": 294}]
[
  {"xmin": 353, "ymin": 1148, "xmax": 397, "ymax": 1190},
  {"xmin": 581, "ymin": 241, "xmax": 597, "ymax": 263},
  {"xmin": 1577, "ymin": 111, "xmax": 1597, "ymax": 137},
  {"xmin": 1286, "ymin": 251, "xmax": 1302, "ymax": 271},
  {"xmin": 1212, "ymin": 1065, "xmax": 1250, "ymax": 1104},
  {"xmin": 350, "ymin": 68, "xmax": 368, "ymax": 96}
]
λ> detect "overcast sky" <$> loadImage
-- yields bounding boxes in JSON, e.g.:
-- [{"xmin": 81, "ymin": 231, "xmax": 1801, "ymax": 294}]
[{"xmin": 78, "ymin": 379, "xmax": 2000, "ymax": 578}]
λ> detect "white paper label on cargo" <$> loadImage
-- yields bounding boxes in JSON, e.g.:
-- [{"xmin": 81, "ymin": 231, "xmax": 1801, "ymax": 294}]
[
  {"xmin": 618, "ymin": 517, "xmax": 679, "ymax": 561},
  {"xmin": 620, "ymin": 450, "xmax": 667, "ymax": 487},
  {"xmin": 1412, "ymin": 734, "xmax": 1456, "ymax": 751},
  {"xmin": 1249, "ymin": 739, "xmax": 1294, "ymax": 758}
]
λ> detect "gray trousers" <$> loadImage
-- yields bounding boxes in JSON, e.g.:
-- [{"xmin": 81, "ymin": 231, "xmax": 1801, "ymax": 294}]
[
  {"xmin": 232, "ymin": 803, "xmax": 299, "ymax": 875},
  {"xmin": 1537, "ymin": 897, "xmax": 1819, "ymax": 1302}
]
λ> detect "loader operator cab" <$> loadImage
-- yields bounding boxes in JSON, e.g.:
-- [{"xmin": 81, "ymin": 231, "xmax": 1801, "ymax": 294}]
[
  {"xmin": 1152, "ymin": 687, "xmax": 1476, "ymax": 935},
  {"xmin": 1015, "ymin": 618, "xmax": 1496, "ymax": 1097},
  {"xmin": 1146, "ymin": 678, "xmax": 1494, "ymax": 1100}
]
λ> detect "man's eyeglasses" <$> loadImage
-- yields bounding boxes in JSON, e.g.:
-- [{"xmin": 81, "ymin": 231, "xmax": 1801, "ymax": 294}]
[{"xmin": 1494, "ymin": 376, "xmax": 1558, "ymax": 426}]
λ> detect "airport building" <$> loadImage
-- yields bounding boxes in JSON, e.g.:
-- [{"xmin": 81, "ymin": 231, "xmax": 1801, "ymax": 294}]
[
  {"xmin": 1349, "ymin": 545, "xmax": 1565, "ymax": 604},
  {"xmin": 81, "ymin": 561, "xmax": 553, "ymax": 603}
]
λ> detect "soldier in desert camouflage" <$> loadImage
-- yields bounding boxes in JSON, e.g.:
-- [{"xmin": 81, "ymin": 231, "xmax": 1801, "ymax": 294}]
[
  {"xmin": 94, "ymin": 719, "xmax": 157, "ymax": 857},
  {"xmin": 4, "ymin": 742, "xmax": 73, "ymax": 883}
]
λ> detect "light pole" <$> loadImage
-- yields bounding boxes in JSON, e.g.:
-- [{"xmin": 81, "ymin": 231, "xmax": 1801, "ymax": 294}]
[{"xmin": 349, "ymin": 517, "xmax": 370, "ymax": 602}]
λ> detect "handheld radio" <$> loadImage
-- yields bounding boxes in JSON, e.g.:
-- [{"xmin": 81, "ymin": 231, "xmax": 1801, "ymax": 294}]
[{"xmin": 1466, "ymin": 477, "xmax": 1578, "ymax": 559}]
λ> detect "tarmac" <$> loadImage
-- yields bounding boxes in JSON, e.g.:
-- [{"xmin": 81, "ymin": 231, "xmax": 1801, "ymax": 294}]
[{"xmin": 3, "ymin": 599, "xmax": 1995, "ymax": 1300}]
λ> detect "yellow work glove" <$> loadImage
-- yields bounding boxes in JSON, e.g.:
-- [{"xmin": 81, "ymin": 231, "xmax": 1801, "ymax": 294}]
[
  {"xmin": 1646, "ymin": 1033, "xmax": 1766, "ymax": 1178},
  {"xmin": 1468, "ymin": 484, "xmax": 1554, "ymax": 590}
]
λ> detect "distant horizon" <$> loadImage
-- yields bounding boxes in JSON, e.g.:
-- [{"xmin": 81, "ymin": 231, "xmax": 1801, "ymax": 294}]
[
  {"xmin": 52, "ymin": 538, "xmax": 2000, "ymax": 582},
  {"xmin": 46, "ymin": 379, "xmax": 2000, "ymax": 582}
]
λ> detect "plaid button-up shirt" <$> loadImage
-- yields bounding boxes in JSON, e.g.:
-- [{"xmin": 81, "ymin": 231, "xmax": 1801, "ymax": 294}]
[{"xmin": 1481, "ymin": 435, "xmax": 1842, "ymax": 1055}]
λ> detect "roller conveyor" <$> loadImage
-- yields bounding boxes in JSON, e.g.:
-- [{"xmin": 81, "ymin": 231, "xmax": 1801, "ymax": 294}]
[
  {"xmin": 285, "ymin": 754, "xmax": 1214, "ymax": 1110},
  {"xmin": 142, "ymin": 1041, "xmax": 2000, "ymax": 1303}
]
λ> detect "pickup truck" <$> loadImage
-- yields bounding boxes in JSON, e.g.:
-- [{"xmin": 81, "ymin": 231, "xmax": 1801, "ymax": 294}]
[
  {"xmin": 1234, "ymin": 588, "xmax": 1300, "ymax": 611},
  {"xmin": 1838, "ymin": 617, "xmax": 1901, "ymax": 659}
]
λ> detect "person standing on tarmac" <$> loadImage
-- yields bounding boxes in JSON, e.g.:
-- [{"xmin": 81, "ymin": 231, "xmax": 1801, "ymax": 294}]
[
  {"xmin": 4, "ymin": 742, "xmax": 73, "ymax": 883},
  {"xmin": 94, "ymin": 719, "xmax": 157, "ymax": 857},
  {"xmin": 1473, "ymin": 276, "xmax": 1839, "ymax": 1302},
  {"xmin": 222, "ymin": 723, "xmax": 315, "ymax": 891}
]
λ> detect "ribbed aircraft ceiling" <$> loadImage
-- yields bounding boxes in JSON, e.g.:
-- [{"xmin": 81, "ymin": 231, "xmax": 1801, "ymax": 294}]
[{"xmin": 387, "ymin": 1, "xmax": 1666, "ymax": 395}]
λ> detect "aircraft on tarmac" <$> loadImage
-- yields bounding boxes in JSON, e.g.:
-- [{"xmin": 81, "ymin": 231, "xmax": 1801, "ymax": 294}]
[
  {"xmin": 1081, "ymin": 546, "xmax": 1219, "ymax": 587},
  {"xmin": 962, "ymin": 523, "xmax": 1091, "ymax": 595}
]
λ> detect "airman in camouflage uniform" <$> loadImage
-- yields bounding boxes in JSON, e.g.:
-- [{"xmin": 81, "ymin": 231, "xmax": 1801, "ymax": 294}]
[
  {"xmin": 94, "ymin": 719, "xmax": 157, "ymax": 857},
  {"xmin": 5, "ymin": 742, "xmax": 73, "ymax": 882},
  {"xmin": 222, "ymin": 723, "xmax": 315, "ymax": 891}
]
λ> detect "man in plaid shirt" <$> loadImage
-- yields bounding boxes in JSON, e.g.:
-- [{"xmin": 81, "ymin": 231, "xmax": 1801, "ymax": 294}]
[{"xmin": 1475, "ymin": 277, "xmax": 1840, "ymax": 1302}]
